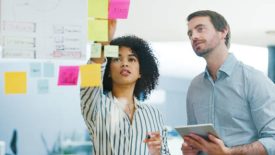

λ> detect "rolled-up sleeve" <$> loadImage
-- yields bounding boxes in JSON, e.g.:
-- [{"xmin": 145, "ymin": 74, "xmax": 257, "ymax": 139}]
[
  {"xmin": 80, "ymin": 59, "xmax": 107, "ymax": 130},
  {"xmin": 247, "ymin": 70, "xmax": 275, "ymax": 154}
]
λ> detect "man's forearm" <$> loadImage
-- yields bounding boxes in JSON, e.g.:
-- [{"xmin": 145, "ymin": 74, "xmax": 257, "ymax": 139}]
[{"xmin": 230, "ymin": 141, "xmax": 266, "ymax": 155}]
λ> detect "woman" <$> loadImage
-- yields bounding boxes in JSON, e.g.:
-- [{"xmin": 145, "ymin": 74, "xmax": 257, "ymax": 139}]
[{"xmin": 81, "ymin": 35, "xmax": 170, "ymax": 155}]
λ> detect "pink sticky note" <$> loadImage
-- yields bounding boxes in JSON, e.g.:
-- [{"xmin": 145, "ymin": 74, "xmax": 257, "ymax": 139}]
[
  {"xmin": 58, "ymin": 66, "xmax": 79, "ymax": 86},
  {"xmin": 108, "ymin": 0, "xmax": 130, "ymax": 19}
]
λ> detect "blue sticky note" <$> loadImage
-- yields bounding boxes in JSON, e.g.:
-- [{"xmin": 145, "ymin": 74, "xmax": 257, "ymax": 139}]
[
  {"xmin": 37, "ymin": 79, "xmax": 49, "ymax": 94},
  {"xmin": 43, "ymin": 62, "xmax": 55, "ymax": 77},
  {"xmin": 30, "ymin": 63, "xmax": 41, "ymax": 77}
]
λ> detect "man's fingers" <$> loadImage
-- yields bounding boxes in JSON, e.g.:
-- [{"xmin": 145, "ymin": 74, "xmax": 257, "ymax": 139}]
[{"xmin": 184, "ymin": 135, "xmax": 203, "ymax": 150}]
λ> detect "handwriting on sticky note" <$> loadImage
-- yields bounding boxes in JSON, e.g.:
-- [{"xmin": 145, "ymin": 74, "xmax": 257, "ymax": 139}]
[
  {"xmin": 37, "ymin": 79, "xmax": 49, "ymax": 94},
  {"xmin": 30, "ymin": 62, "xmax": 41, "ymax": 77},
  {"xmin": 109, "ymin": 0, "xmax": 130, "ymax": 19},
  {"xmin": 80, "ymin": 64, "xmax": 101, "ymax": 87},
  {"xmin": 91, "ymin": 43, "xmax": 102, "ymax": 58},
  {"xmin": 104, "ymin": 45, "xmax": 119, "ymax": 57},
  {"xmin": 58, "ymin": 66, "xmax": 79, "ymax": 86}
]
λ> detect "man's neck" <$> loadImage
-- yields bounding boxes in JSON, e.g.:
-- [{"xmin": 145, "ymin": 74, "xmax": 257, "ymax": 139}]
[{"xmin": 205, "ymin": 49, "xmax": 229, "ymax": 81}]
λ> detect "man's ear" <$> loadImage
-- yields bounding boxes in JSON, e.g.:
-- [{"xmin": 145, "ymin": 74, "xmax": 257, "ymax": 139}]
[{"xmin": 221, "ymin": 26, "xmax": 229, "ymax": 39}]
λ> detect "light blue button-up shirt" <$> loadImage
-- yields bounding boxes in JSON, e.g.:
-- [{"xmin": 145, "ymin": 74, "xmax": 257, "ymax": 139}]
[{"xmin": 186, "ymin": 53, "xmax": 275, "ymax": 154}]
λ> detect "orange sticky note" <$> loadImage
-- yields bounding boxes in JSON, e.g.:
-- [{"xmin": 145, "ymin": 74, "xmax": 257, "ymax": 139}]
[
  {"xmin": 80, "ymin": 64, "xmax": 101, "ymax": 87},
  {"xmin": 5, "ymin": 72, "xmax": 27, "ymax": 94},
  {"xmin": 88, "ymin": 0, "xmax": 108, "ymax": 18},
  {"xmin": 88, "ymin": 19, "xmax": 108, "ymax": 42}
]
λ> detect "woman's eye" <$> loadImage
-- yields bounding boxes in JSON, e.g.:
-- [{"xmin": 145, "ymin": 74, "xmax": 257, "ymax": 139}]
[
  {"xmin": 112, "ymin": 58, "xmax": 120, "ymax": 62},
  {"xmin": 129, "ymin": 58, "xmax": 136, "ymax": 62}
]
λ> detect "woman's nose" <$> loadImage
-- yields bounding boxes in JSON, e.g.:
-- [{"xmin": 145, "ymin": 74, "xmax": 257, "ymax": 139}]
[{"xmin": 121, "ymin": 59, "xmax": 128, "ymax": 67}]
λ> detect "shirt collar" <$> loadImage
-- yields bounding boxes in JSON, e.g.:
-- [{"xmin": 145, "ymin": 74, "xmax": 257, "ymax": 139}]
[{"xmin": 204, "ymin": 53, "xmax": 238, "ymax": 78}]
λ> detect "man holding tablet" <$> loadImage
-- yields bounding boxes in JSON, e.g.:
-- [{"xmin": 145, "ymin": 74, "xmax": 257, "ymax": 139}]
[{"xmin": 182, "ymin": 10, "xmax": 275, "ymax": 155}]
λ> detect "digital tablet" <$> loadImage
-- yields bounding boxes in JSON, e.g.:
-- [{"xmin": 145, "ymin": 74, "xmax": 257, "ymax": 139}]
[{"xmin": 174, "ymin": 123, "xmax": 219, "ymax": 139}]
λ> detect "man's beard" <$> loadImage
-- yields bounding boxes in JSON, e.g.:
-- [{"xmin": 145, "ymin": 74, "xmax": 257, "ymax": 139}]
[{"xmin": 194, "ymin": 48, "xmax": 212, "ymax": 57}]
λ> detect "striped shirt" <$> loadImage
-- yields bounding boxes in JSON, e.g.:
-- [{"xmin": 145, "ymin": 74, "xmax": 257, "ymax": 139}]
[{"xmin": 80, "ymin": 61, "xmax": 170, "ymax": 155}]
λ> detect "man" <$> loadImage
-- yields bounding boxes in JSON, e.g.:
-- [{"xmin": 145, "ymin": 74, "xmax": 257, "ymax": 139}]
[{"xmin": 182, "ymin": 10, "xmax": 275, "ymax": 155}]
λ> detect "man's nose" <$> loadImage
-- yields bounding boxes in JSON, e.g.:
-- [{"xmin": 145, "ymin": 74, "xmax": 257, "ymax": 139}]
[{"xmin": 190, "ymin": 31, "xmax": 199, "ymax": 40}]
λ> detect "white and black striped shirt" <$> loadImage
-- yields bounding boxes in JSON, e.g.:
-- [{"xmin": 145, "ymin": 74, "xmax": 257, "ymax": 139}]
[{"xmin": 80, "ymin": 61, "xmax": 170, "ymax": 155}]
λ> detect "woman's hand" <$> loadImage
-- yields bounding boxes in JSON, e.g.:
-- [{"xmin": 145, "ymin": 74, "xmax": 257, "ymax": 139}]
[{"xmin": 144, "ymin": 131, "xmax": 162, "ymax": 155}]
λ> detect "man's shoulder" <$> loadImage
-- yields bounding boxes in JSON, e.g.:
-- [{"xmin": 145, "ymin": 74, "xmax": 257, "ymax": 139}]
[{"xmin": 238, "ymin": 62, "xmax": 266, "ymax": 79}]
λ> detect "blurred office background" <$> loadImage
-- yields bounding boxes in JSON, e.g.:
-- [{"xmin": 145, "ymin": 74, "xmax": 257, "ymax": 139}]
[{"xmin": 0, "ymin": 42, "xmax": 268, "ymax": 155}]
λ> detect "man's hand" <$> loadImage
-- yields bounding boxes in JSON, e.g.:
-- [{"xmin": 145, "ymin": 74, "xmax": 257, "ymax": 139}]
[
  {"xmin": 181, "ymin": 142, "xmax": 200, "ymax": 155},
  {"xmin": 144, "ymin": 131, "xmax": 162, "ymax": 155},
  {"xmin": 183, "ymin": 133, "xmax": 231, "ymax": 155}
]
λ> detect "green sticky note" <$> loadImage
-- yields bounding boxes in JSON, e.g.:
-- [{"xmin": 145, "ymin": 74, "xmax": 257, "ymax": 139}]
[
  {"xmin": 104, "ymin": 45, "xmax": 119, "ymax": 57},
  {"xmin": 91, "ymin": 43, "xmax": 102, "ymax": 58}
]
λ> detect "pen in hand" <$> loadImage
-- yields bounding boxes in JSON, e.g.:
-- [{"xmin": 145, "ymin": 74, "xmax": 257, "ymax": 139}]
[{"xmin": 146, "ymin": 134, "xmax": 151, "ymax": 140}]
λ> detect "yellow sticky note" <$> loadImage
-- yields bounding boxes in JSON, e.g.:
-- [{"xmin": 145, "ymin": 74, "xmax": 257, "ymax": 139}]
[
  {"xmin": 88, "ymin": 0, "xmax": 108, "ymax": 18},
  {"xmin": 80, "ymin": 64, "xmax": 101, "ymax": 87},
  {"xmin": 88, "ymin": 19, "xmax": 108, "ymax": 42},
  {"xmin": 5, "ymin": 72, "xmax": 27, "ymax": 94}
]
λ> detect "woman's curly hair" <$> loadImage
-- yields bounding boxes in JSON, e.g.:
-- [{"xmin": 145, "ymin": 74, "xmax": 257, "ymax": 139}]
[{"xmin": 103, "ymin": 35, "xmax": 159, "ymax": 100}]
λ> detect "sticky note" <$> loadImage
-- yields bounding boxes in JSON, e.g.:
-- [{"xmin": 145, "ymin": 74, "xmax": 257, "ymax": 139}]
[
  {"xmin": 104, "ymin": 45, "xmax": 119, "ymax": 57},
  {"xmin": 5, "ymin": 72, "xmax": 27, "ymax": 94},
  {"xmin": 91, "ymin": 43, "xmax": 102, "ymax": 58},
  {"xmin": 37, "ymin": 79, "xmax": 49, "ymax": 94},
  {"xmin": 58, "ymin": 66, "xmax": 79, "ymax": 86},
  {"xmin": 88, "ymin": 19, "xmax": 108, "ymax": 42},
  {"xmin": 43, "ymin": 62, "xmax": 55, "ymax": 77},
  {"xmin": 80, "ymin": 64, "xmax": 101, "ymax": 87},
  {"xmin": 88, "ymin": 0, "xmax": 108, "ymax": 18},
  {"xmin": 109, "ymin": 0, "xmax": 130, "ymax": 19},
  {"xmin": 30, "ymin": 62, "xmax": 41, "ymax": 77}
]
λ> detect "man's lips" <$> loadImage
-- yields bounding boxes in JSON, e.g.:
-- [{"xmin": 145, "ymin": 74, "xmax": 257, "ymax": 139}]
[
  {"xmin": 193, "ymin": 41, "xmax": 203, "ymax": 48},
  {"xmin": 193, "ymin": 41, "xmax": 204, "ymax": 50}
]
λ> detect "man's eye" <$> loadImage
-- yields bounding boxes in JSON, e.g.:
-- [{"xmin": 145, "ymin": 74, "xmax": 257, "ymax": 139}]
[{"xmin": 197, "ymin": 27, "xmax": 204, "ymax": 32}]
